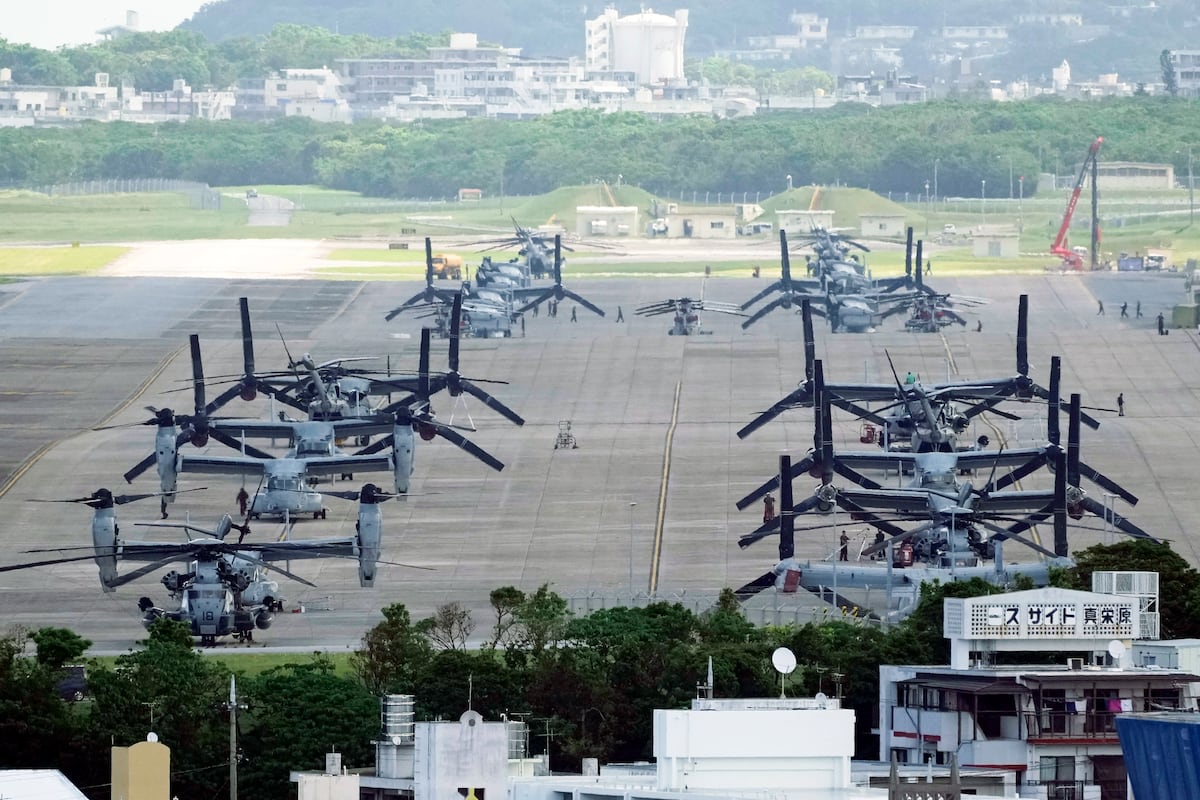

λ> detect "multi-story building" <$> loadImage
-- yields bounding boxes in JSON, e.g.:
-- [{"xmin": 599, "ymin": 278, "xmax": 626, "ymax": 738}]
[
  {"xmin": 745, "ymin": 12, "xmax": 829, "ymax": 53},
  {"xmin": 879, "ymin": 581, "xmax": 1194, "ymax": 800},
  {"xmin": 234, "ymin": 67, "xmax": 350, "ymax": 122},
  {"xmin": 585, "ymin": 8, "xmax": 689, "ymax": 85},
  {"xmin": 1166, "ymin": 50, "xmax": 1200, "ymax": 98}
]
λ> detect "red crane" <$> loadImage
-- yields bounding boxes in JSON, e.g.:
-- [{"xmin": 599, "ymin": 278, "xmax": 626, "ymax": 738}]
[{"xmin": 1050, "ymin": 136, "xmax": 1103, "ymax": 270}]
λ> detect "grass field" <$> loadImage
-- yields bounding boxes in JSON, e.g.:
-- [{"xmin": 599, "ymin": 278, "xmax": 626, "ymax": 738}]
[
  {"xmin": 4, "ymin": 183, "xmax": 1199, "ymax": 269},
  {"xmin": 0, "ymin": 245, "xmax": 129, "ymax": 275}
]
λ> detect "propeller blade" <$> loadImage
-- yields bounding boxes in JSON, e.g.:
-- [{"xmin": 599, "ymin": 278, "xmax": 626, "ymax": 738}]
[
  {"xmin": 801, "ymin": 299, "xmax": 815, "ymax": 383},
  {"xmin": 779, "ymin": 454, "xmax": 795, "ymax": 559},
  {"xmin": 1016, "ymin": 294, "xmax": 1029, "ymax": 377},
  {"xmin": 740, "ymin": 295, "xmax": 792, "ymax": 329},
  {"xmin": 418, "ymin": 328, "xmax": 431, "ymax": 402},
  {"xmin": 356, "ymin": 434, "xmax": 395, "ymax": 456},
  {"xmin": 124, "ymin": 452, "xmax": 158, "ymax": 483},
  {"xmin": 108, "ymin": 556, "xmax": 184, "ymax": 588},
  {"xmin": 734, "ymin": 453, "xmax": 814, "ymax": 510},
  {"xmin": 449, "ymin": 293, "xmax": 462, "ymax": 374},
  {"xmin": 208, "ymin": 429, "xmax": 275, "ymax": 460},
  {"xmin": 1078, "ymin": 497, "xmax": 1156, "ymax": 541},
  {"xmin": 459, "ymin": 380, "xmax": 526, "ymax": 426},
  {"xmin": 780, "ymin": 229, "xmax": 792, "ymax": 290},
  {"xmin": 516, "ymin": 289, "xmax": 555, "ymax": 315},
  {"xmin": 189, "ymin": 335, "xmax": 206, "ymax": 418},
  {"xmin": 740, "ymin": 280, "xmax": 783, "ymax": 310},
  {"xmin": 560, "ymin": 289, "xmax": 606, "ymax": 318},
  {"xmin": 239, "ymin": 297, "xmax": 255, "ymax": 377},
  {"xmin": 734, "ymin": 570, "xmax": 779, "ymax": 600},
  {"xmin": 431, "ymin": 424, "xmax": 505, "ymax": 472},
  {"xmin": 1047, "ymin": 356, "xmax": 1061, "ymax": 447}
]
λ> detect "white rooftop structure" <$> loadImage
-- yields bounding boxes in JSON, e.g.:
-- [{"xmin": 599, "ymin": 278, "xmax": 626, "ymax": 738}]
[{"xmin": 0, "ymin": 770, "xmax": 89, "ymax": 800}]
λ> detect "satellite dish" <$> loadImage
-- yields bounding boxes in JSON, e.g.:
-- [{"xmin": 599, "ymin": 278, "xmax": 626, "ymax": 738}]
[
  {"xmin": 147, "ymin": 732, "xmax": 159, "ymax": 743},
  {"xmin": 1108, "ymin": 640, "xmax": 1127, "ymax": 660},
  {"xmin": 815, "ymin": 691, "xmax": 829, "ymax": 708},
  {"xmin": 771, "ymin": 647, "xmax": 797, "ymax": 675}
]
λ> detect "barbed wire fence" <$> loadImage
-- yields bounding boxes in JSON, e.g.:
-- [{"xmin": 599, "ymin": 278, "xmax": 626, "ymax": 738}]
[{"xmin": 11, "ymin": 178, "xmax": 223, "ymax": 210}]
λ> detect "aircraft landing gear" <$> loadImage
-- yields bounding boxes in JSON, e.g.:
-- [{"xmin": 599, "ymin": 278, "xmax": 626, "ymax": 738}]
[{"xmin": 200, "ymin": 634, "xmax": 217, "ymax": 647}]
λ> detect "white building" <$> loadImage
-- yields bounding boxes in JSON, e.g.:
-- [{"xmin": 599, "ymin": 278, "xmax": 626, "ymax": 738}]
[
  {"xmin": 235, "ymin": 67, "xmax": 351, "ymax": 122},
  {"xmin": 879, "ymin": 583, "xmax": 1195, "ymax": 800},
  {"xmin": 585, "ymin": 8, "xmax": 689, "ymax": 85},
  {"xmin": 1166, "ymin": 49, "xmax": 1200, "ymax": 98}
]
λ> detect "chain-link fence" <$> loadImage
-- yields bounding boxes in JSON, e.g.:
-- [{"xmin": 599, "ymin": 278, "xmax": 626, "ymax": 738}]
[{"xmin": 15, "ymin": 178, "xmax": 222, "ymax": 210}]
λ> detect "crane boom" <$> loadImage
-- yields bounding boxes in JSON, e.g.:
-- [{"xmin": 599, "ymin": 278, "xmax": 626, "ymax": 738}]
[{"xmin": 1051, "ymin": 137, "xmax": 1103, "ymax": 270}]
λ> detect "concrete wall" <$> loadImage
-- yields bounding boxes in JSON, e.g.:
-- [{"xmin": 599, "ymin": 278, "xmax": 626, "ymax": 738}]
[
  {"xmin": 414, "ymin": 711, "xmax": 508, "ymax": 800},
  {"xmin": 859, "ymin": 214, "xmax": 906, "ymax": 238},
  {"xmin": 778, "ymin": 210, "xmax": 835, "ymax": 235},
  {"xmin": 298, "ymin": 774, "xmax": 359, "ymax": 800},
  {"xmin": 653, "ymin": 707, "xmax": 854, "ymax": 790},
  {"xmin": 111, "ymin": 740, "xmax": 170, "ymax": 800}
]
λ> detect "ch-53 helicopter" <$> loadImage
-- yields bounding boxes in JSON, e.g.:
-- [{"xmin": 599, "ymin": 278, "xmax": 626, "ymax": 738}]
[
  {"xmin": 634, "ymin": 277, "xmax": 746, "ymax": 335},
  {"xmin": 7, "ymin": 483, "xmax": 420, "ymax": 645},
  {"xmin": 732, "ymin": 453, "xmax": 1077, "ymax": 620}
]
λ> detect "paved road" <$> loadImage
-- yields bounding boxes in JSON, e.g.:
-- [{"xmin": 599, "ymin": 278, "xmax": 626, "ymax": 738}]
[{"xmin": 0, "ymin": 263, "xmax": 1194, "ymax": 652}]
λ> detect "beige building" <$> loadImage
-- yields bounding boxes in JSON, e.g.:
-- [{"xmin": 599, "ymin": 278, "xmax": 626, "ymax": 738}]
[
  {"xmin": 1094, "ymin": 162, "xmax": 1175, "ymax": 190},
  {"xmin": 858, "ymin": 213, "xmax": 906, "ymax": 238},
  {"xmin": 112, "ymin": 737, "xmax": 170, "ymax": 800},
  {"xmin": 654, "ymin": 209, "xmax": 736, "ymax": 239},
  {"xmin": 575, "ymin": 205, "xmax": 639, "ymax": 236},
  {"xmin": 972, "ymin": 229, "xmax": 1021, "ymax": 259},
  {"xmin": 777, "ymin": 209, "xmax": 835, "ymax": 235}
]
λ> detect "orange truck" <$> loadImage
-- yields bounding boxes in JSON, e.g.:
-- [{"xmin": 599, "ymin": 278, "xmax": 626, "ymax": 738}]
[{"xmin": 431, "ymin": 253, "xmax": 463, "ymax": 280}]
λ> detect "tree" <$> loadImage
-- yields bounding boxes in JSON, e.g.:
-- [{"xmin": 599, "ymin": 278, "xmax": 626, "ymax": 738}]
[
  {"xmin": 352, "ymin": 603, "xmax": 433, "ymax": 694},
  {"xmin": 0, "ymin": 628, "xmax": 81, "ymax": 773},
  {"xmin": 486, "ymin": 586, "xmax": 526, "ymax": 649},
  {"xmin": 240, "ymin": 661, "xmax": 379, "ymax": 800},
  {"xmin": 1161, "ymin": 49, "xmax": 1178, "ymax": 97},
  {"xmin": 29, "ymin": 627, "xmax": 91, "ymax": 670},
  {"xmin": 1062, "ymin": 540, "xmax": 1200, "ymax": 639},
  {"xmin": 416, "ymin": 601, "xmax": 475, "ymax": 650},
  {"xmin": 511, "ymin": 584, "xmax": 570, "ymax": 657},
  {"xmin": 83, "ymin": 623, "xmax": 229, "ymax": 800}
]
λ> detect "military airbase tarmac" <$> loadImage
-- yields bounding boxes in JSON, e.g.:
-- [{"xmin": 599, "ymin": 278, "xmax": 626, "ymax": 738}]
[{"xmin": 0, "ymin": 237, "xmax": 1197, "ymax": 652}]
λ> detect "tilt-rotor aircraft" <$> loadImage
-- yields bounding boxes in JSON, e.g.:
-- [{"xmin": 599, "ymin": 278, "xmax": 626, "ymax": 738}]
[
  {"xmin": 735, "ymin": 295, "xmax": 1101, "ymax": 442},
  {"xmin": 737, "ymin": 359, "xmax": 1146, "ymax": 562},
  {"xmin": 6, "ymin": 484, "xmax": 418, "ymax": 645}
]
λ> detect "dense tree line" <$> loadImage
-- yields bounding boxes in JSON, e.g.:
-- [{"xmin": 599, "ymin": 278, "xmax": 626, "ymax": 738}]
[
  {"xmin": 0, "ymin": 541, "xmax": 1193, "ymax": 800},
  {"xmin": 2, "ymin": 97, "xmax": 1200, "ymax": 199},
  {"xmin": 0, "ymin": 26, "xmax": 447, "ymax": 91}
]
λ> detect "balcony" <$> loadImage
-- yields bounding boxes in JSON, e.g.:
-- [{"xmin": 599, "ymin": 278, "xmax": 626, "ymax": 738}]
[
  {"xmin": 959, "ymin": 738, "xmax": 1027, "ymax": 767},
  {"xmin": 1024, "ymin": 712, "xmax": 1118, "ymax": 744}
]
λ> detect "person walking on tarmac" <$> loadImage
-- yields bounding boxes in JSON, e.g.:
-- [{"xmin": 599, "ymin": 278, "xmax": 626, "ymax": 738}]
[
  {"xmin": 762, "ymin": 494, "xmax": 776, "ymax": 524},
  {"xmin": 570, "ymin": 306, "xmax": 578, "ymax": 322},
  {"xmin": 616, "ymin": 306, "xmax": 624, "ymax": 322},
  {"xmin": 1120, "ymin": 302, "xmax": 1128, "ymax": 319},
  {"xmin": 1117, "ymin": 393, "xmax": 1125, "ymax": 417},
  {"xmin": 1157, "ymin": 312, "xmax": 1166, "ymax": 335},
  {"xmin": 839, "ymin": 531, "xmax": 850, "ymax": 561},
  {"xmin": 236, "ymin": 486, "xmax": 249, "ymax": 517},
  {"xmin": 1136, "ymin": 301, "xmax": 1143, "ymax": 318},
  {"xmin": 1097, "ymin": 299, "xmax": 1105, "ymax": 316}
]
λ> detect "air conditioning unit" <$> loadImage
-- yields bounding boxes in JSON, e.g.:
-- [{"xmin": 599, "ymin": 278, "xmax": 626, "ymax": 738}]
[{"xmin": 1067, "ymin": 657, "xmax": 1084, "ymax": 670}]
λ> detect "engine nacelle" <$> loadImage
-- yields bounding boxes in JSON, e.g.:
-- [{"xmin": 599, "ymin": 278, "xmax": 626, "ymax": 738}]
[
  {"xmin": 393, "ymin": 423, "xmax": 415, "ymax": 494},
  {"xmin": 240, "ymin": 385, "xmax": 257, "ymax": 402},
  {"xmin": 154, "ymin": 425, "xmax": 179, "ymax": 498},
  {"xmin": 254, "ymin": 611, "xmax": 274, "ymax": 630},
  {"xmin": 91, "ymin": 510, "xmax": 119, "ymax": 592},
  {"xmin": 161, "ymin": 570, "xmax": 190, "ymax": 593},
  {"xmin": 356, "ymin": 490, "xmax": 384, "ymax": 588},
  {"xmin": 418, "ymin": 423, "xmax": 437, "ymax": 442}
]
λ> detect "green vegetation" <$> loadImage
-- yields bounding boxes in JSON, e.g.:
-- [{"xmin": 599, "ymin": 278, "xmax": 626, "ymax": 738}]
[{"xmin": 0, "ymin": 245, "xmax": 128, "ymax": 275}]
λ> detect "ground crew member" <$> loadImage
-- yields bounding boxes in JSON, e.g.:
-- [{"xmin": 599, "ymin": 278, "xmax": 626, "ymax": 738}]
[
  {"xmin": 1136, "ymin": 301, "xmax": 1143, "ymax": 318},
  {"xmin": 762, "ymin": 494, "xmax": 776, "ymax": 524},
  {"xmin": 839, "ymin": 531, "xmax": 850, "ymax": 561},
  {"xmin": 1117, "ymin": 393, "xmax": 1125, "ymax": 416},
  {"xmin": 616, "ymin": 306, "xmax": 624, "ymax": 322},
  {"xmin": 1120, "ymin": 302, "xmax": 1128, "ymax": 319},
  {"xmin": 236, "ymin": 486, "xmax": 249, "ymax": 517},
  {"xmin": 1097, "ymin": 300, "xmax": 1105, "ymax": 315},
  {"xmin": 1157, "ymin": 312, "xmax": 1166, "ymax": 335},
  {"xmin": 571, "ymin": 306, "xmax": 578, "ymax": 322}
]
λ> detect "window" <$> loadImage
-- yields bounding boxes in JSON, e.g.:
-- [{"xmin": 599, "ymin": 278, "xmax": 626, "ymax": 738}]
[
  {"xmin": 709, "ymin": 221, "xmax": 725, "ymax": 229},
  {"xmin": 1040, "ymin": 755, "xmax": 1074, "ymax": 782}
]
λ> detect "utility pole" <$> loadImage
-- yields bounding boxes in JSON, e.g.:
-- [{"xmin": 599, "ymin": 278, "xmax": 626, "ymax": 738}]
[
  {"xmin": 229, "ymin": 676, "xmax": 240, "ymax": 800},
  {"xmin": 628, "ymin": 502, "xmax": 637, "ymax": 596},
  {"xmin": 1189, "ymin": 147, "xmax": 1194, "ymax": 226}
]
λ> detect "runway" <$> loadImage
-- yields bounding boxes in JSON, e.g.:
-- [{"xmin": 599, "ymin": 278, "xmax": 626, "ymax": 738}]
[{"xmin": 0, "ymin": 258, "xmax": 1195, "ymax": 652}]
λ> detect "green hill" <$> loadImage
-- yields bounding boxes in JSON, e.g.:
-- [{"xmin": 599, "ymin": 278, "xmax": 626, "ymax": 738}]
[{"xmin": 759, "ymin": 186, "xmax": 911, "ymax": 231}]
